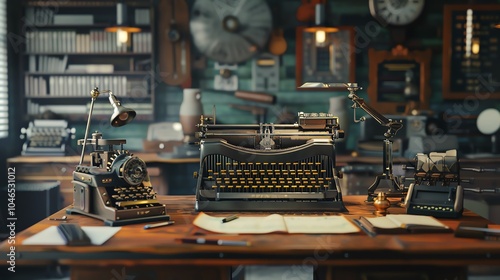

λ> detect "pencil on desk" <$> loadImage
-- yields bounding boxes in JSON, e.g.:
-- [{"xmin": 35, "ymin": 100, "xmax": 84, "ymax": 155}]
[
  {"xmin": 144, "ymin": 220, "xmax": 175, "ymax": 229},
  {"xmin": 222, "ymin": 215, "xmax": 239, "ymax": 223}
]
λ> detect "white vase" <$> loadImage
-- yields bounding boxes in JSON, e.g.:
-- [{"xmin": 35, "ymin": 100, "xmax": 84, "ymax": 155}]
[
  {"xmin": 179, "ymin": 88, "xmax": 203, "ymax": 143},
  {"xmin": 329, "ymin": 95, "xmax": 348, "ymax": 142}
]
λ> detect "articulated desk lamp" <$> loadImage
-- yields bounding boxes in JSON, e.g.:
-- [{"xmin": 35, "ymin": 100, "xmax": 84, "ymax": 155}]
[
  {"xmin": 300, "ymin": 82, "xmax": 405, "ymax": 202},
  {"xmin": 66, "ymin": 87, "xmax": 170, "ymax": 226}
]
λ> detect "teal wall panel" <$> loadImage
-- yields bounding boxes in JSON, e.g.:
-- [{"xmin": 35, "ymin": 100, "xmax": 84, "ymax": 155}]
[{"xmin": 61, "ymin": 0, "xmax": 500, "ymax": 153}]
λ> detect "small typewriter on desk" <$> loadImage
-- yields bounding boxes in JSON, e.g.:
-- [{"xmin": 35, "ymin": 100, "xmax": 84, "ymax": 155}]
[
  {"xmin": 67, "ymin": 132, "xmax": 169, "ymax": 226},
  {"xmin": 20, "ymin": 119, "xmax": 75, "ymax": 156},
  {"xmin": 193, "ymin": 112, "xmax": 348, "ymax": 212}
]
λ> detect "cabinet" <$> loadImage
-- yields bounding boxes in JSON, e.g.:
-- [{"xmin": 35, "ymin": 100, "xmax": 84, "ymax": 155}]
[{"xmin": 21, "ymin": 0, "xmax": 155, "ymax": 122}]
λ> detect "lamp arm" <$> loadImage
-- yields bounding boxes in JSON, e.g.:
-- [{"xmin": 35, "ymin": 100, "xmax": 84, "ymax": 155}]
[
  {"xmin": 79, "ymin": 88, "xmax": 101, "ymax": 165},
  {"xmin": 348, "ymin": 92, "xmax": 403, "ymax": 139}
]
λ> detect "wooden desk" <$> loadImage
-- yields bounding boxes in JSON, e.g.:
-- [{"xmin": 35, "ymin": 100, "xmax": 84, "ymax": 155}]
[{"xmin": 1, "ymin": 195, "xmax": 500, "ymax": 280}]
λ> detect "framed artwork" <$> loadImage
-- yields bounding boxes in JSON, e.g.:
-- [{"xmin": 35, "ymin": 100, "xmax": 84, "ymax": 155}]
[
  {"xmin": 443, "ymin": 5, "xmax": 500, "ymax": 99},
  {"xmin": 367, "ymin": 45, "xmax": 431, "ymax": 114},
  {"xmin": 295, "ymin": 26, "xmax": 356, "ymax": 90}
]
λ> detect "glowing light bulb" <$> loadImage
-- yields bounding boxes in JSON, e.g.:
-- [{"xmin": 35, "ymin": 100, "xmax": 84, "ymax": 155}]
[
  {"xmin": 117, "ymin": 28, "xmax": 129, "ymax": 46},
  {"xmin": 315, "ymin": 30, "xmax": 326, "ymax": 45}
]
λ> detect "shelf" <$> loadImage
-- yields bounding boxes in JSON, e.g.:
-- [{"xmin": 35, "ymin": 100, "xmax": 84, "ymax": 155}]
[
  {"xmin": 53, "ymin": 113, "xmax": 154, "ymax": 122},
  {"xmin": 23, "ymin": 24, "xmax": 151, "ymax": 29},
  {"xmin": 25, "ymin": 71, "xmax": 152, "ymax": 76},
  {"xmin": 25, "ymin": 95, "xmax": 151, "ymax": 100},
  {"xmin": 21, "ymin": 0, "xmax": 156, "ymax": 121},
  {"xmin": 24, "ymin": 53, "xmax": 152, "ymax": 56}
]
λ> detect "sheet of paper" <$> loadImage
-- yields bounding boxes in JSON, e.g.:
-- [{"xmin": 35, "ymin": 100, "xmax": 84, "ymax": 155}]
[
  {"xmin": 193, "ymin": 213, "xmax": 359, "ymax": 234},
  {"xmin": 387, "ymin": 214, "xmax": 449, "ymax": 228},
  {"xmin": 364, "ymin": 216, "xmax": 399, "ymax": 229},
  {"xmin": 365, "ymin": 214, "xmax": 448, "ymax": 229},
  {"xmin": 193, "ymin": 212, "xmax": 287, "ymax": 234},
  {"xmin": 22, "ymin": 226, "xmax": 121, "ymax": 246},
  {"xmin": 283, "ymin": 216, "xmax": 360, "ymax": 234}
]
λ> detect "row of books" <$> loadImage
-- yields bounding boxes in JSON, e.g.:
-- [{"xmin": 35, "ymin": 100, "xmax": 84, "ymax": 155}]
[
  {"xmin": 28, "ymin": 55, "xmax": 68, "ymax": 72},
  {"xmin": 28, "ymin": 55, "xmax": 117, "ymax": 73},
  {"xmin": 24, "ymin": 75, "xmax": 150, "ymax": 98},
  {"xmin": 25, "ymin": 31, "xmax": 152, "ymax": 53},
  {"xmin": 25, "ymin": 7, "xmax": 148, "ymax": 26},
  {"xmin": 26, "ymin": 100, "xmax": 153, "ymax": 117}
]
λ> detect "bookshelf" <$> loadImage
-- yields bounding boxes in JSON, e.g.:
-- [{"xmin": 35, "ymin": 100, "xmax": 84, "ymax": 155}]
[{"xmin": 21, "ymin": 0, "xmax": 155, "ymax": 122}]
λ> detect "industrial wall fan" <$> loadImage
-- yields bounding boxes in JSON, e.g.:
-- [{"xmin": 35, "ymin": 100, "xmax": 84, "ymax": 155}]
[{"xmin": 189, "ymin": 0, "xmax": 273, "ymax": 64}]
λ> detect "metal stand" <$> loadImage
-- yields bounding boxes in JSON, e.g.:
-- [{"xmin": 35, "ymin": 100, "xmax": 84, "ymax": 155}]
[
  {"xmin": 366, "ymin": 139, "xmax": 404, "ymax": 202},
  {"xmin": 344, "ymin": 83, "xmax": 406, "ymax": 202}
]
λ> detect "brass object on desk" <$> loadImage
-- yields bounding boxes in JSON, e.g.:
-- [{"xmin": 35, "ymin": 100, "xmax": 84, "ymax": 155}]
[{"xmin": 373, "ymin": 192, "xmax": 390, "ymax": 216}]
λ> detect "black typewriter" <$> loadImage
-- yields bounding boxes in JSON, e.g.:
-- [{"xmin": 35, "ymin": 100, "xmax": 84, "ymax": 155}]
[{"xmin": 193, "ymin": 112, "xmax": 348, "ymax": 212}]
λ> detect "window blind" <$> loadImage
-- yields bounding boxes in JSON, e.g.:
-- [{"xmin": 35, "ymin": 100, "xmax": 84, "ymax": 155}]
[{"xmin": 0, "ymin": 0, "xmax": 8, "ymax": 138}]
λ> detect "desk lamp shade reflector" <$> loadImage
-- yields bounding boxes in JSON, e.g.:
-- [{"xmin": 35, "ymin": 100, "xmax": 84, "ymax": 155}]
[
  {"xmin": 109, "ymin": 94, "xmax": 136, "ymax": 127},
  {"xmin": 476, "ymin": 108, "xmax": 500, "ymax": 135}
]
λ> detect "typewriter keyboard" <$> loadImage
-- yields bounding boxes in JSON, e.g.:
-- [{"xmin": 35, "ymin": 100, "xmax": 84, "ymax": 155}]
[
  {"xmin": 200, "ymin": 154, "xmax": 336, "ymax": 193},
  {"xmin": 104, "ymin": 184, "xmax": 160, "ymax": 209}
]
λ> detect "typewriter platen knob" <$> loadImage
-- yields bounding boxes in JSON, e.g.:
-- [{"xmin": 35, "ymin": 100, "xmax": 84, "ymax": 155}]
[{"xmin": 336, "ymin": 129, "xmax": 345, "ymax": 139}]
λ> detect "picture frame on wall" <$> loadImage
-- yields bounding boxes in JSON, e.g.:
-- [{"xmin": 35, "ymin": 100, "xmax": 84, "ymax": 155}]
[
  {"xmin": 442, "ymin": 4, "xmax": 500, "ymax": 99},
  {"xmin": 295, "ymin": 26, "xmax": 356, "ymax": 90},
  {"xmin": 367, "ymin": 45, "xmax": 431, "ymax": 114}
]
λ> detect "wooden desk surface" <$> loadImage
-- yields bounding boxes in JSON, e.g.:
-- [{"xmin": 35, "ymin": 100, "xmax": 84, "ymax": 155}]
[{"xmin": 2, "ymin": 195, "xmax": 500, "ymax": 268}]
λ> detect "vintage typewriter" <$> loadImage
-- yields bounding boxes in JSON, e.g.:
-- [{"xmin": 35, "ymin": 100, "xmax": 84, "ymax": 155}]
[
  {"xmin": 67, "ymin": 132, "xmax": 170, "ymax": 226},
  {"xmin": 194, "ymin": 112, "xmax": 348, "ymax": 212},
  {"xmin": 20, "ymin": 119, "xmax": 74, "ymax": 156}
]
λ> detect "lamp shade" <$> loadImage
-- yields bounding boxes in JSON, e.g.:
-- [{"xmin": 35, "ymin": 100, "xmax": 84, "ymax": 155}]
[
  {"xmin": 109, "ymin": 92, "xmax": 136, "ymax": 127},
  {"xmin": 111, "ymin": 106, "xmax": 136, "ymax": 127}
]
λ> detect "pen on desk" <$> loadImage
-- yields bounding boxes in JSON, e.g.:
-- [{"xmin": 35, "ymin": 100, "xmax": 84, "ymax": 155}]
[
  {"xmin": 460, "ymin": 226, "xmax": 500, "ymax": 235},
  {"xmin": 353, "ymin": 218, "xmax": 377, "ymax": 238},
  {"xmin": 179, "ymin": 237, "xmax": 250, "ymax": 246},
  {"xmin": 144, "ymin": 220, "xmax": 175, "ymax": 229},
  {"xmin": 222, "ymin": 214, "xmax": 239, "ymax": 223}
]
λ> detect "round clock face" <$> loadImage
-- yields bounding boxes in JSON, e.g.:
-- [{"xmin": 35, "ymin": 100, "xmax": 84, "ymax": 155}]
[
  {"xmin": 190, "ymin": 0, "xmax": 272, "ymax": 64},
  {"xmin": 369, "ymin": 0, "xmax": 425, "ymax": 26}
]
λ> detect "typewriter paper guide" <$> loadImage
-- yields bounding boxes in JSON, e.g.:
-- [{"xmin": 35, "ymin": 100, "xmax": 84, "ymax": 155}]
[{"xmin": 193, "ymin": 212, "xmax": 360, "ymax": 234}]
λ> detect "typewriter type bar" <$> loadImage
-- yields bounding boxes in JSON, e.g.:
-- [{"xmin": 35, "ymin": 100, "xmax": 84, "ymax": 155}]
[{"xmin": 194, "ymin": 112, "xmax": 347, "ymax": 212}]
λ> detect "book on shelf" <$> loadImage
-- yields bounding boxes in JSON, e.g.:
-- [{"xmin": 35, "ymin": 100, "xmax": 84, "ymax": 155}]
[
  {"xmin": 193, "ymin": 212, "xmax": 360, "ymax": 234},
  {"xmin": 53, "ymin": 14, "xmax": 94, "ymax": 25},
  {"xmin": 66, "ymin": 64, "xmax": 114, "ymax": 73},
  {"xmin": 354, "ymin": 214, "xmax": 452, "ymax": 234}
]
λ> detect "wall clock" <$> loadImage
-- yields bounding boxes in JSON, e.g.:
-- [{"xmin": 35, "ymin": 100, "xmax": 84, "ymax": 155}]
[
  {"xmin": 369, "ymin": 0, "xmax": 425, "ymax": 26},
  {"xmin": 369, "ymin": 0, "xmax": 425, "ymax": 44},
  {"xmin": 189, "ymin": 0, "xmax": 272, "ymax": 64},
  {"xmin": 295, "ymin": 26, "xmax": 356, "ymax": 90}
]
